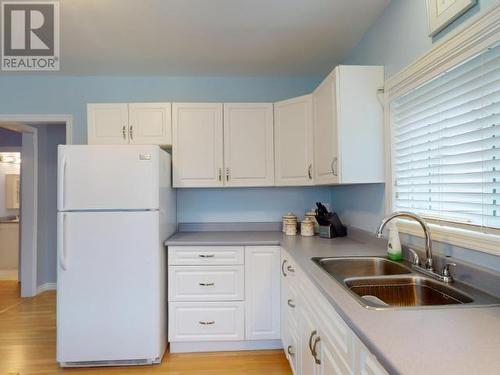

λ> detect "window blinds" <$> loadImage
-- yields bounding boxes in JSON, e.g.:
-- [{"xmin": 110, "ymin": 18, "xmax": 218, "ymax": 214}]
[{"xmin": 391, "ymin": 43, "xmax": 500, "ymax": 230}]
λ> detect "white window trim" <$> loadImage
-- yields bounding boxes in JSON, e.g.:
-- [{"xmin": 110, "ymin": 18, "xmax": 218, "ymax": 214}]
[
  {"xmin": 395, "ymin": 219, "xmax": 500, "ymax": 256},
  {"xmin": 383, "ymin": 2, "xmax": 500, "ymax": 255}
]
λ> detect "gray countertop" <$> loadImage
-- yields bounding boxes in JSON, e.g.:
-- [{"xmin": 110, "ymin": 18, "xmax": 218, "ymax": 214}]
[
  {"xmin": 165, "ymin": 230, "xmax": 500, "ymax": 375},
  {"xmin": 165, "ymin": 230, "xmax": 282, "ymax": 246}
]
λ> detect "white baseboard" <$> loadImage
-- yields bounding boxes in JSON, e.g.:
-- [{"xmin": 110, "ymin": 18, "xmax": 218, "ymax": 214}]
[
  {"xmin": 0, "ymin": 269, "xmax": 18, "ymax": 280},
  {"xmin": 37, "ymin": 282, "xmax": 56, "ymax": 295},
  {"xmin": 169, "ymin": 340, "xmax": 283, "ymax": 353}
]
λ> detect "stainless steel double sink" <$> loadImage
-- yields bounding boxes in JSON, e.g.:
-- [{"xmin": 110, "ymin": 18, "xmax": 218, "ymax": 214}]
[{"xmin": 312, "ymin": 257, "xmax": 500, "ymax": 309}]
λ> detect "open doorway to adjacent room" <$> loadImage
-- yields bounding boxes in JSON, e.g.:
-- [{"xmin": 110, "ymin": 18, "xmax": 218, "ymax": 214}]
[{"xmin": 0, "ymin": 116, "xmax": 72, "ymax": 300}]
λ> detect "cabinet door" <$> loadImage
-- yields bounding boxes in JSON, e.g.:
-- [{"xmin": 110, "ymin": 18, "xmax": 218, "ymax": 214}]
[
  {"xmin": 287, "ymin": 325, "xmax": 300, "ymax": 375},
  {"xmin": 172, "ymin": 103, "xmax": 224, "ymax": 187},
  {"xmin": 319, "ymin": 330, "xmax": 352, "ymax": 375},
  {"xmin": 245, "ymin": 246, "xmax": 281, "ymax": 340},
  {"xmin": 280, "ymin": 253, "xmax": 289, "ymax": 344},
  {"xmin": 87, "ymin": 103, "xmax": 129, "ymax": 145},
  {"xmin": 169, "ymin": 301, "xmax": 245, "ymax": 342},
  {"xmin": 274, "ymin": 95, "xmax": 314, "ymax": 186},
  {"xmin": 313, "ymin": 70, "xmax": 339, "ymax": 184},
  {"xmin": 355, "ymin": 338, "xmax": 388, "ymax": 375},
  {"xmin": 223, "ymin": 103, "xmax": 274, "ymax": 187},
  {"xmin": 299, "ymin": 304, "xmax": 319, "ymax": 375},
  {"xmin": 128, "ymin": 103, "xmax": 172, "ymax": 145}
]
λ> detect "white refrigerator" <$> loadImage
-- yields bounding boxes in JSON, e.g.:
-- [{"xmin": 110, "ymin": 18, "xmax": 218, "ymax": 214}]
[{"xmin": 56, "ymin": 145, "xmax": 176, "ymax": 367}]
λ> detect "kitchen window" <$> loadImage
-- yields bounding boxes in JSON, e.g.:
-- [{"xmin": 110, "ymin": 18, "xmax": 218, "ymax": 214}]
[{"xmin": 391, "ymin": 43, "xmax": 499, "ymax": 231}]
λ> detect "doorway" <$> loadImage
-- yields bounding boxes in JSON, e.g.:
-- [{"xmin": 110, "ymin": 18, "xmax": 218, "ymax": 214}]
[
  {"xmin": 0, "ymin": 138, "xmax": 21, "ymax": 283},
  {"xmin": 0, "ymin": 115, "xmax": 72, "ymax": 297}
]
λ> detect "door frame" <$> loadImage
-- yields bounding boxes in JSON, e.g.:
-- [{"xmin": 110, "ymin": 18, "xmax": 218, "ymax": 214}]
[{"xmin": 0, "ymin": 114, "xmax": 73, "ymax": 297}]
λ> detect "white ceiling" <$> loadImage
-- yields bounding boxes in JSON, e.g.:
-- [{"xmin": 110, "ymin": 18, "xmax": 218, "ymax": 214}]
[{"xmin": 5, "ymin": 0, "xmax": 390, "ymax": 76}]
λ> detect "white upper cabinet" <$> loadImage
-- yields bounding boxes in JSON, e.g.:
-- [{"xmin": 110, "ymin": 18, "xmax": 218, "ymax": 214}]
[
  {"xmin": 313, "ymin": 65, "xmax": 384, "ymax": 185},
  {"xmin": 223, "ymin": 103, "xmax": 274, "ymax": 187},
  {"xmin": 128, "ymin": 103, "xmax": 172, "ymax": 145},
  {"xmin": 313, "ymin": 71, "xmax": 339, "ymax": 184},
  {"xmin": 87, "ymin": 104, "xmax": 129, "ymax": 145},
  {"xmin": 274, "ymin": 95, "xmax": 314, "ymax": 186},
  {"xmin": 87, "ymin": 103, "xmax": 172, "ymax": 146},
  {"xmin": 172, "ymin": 103, "xmax": 224, "ymax": 188}
]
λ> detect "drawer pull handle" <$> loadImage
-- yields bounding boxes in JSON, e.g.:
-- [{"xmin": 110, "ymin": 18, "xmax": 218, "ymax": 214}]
[
  {"xmin": 312, "ymin": 335, "xmax": 321, "ymax": 364},
  {"xmin": 287, "ymin": 345, "xmax": 295, "ymax": 356},
  {"xmin": 281, "ymin": 260, "xmax": 288, "ymax": 277},
  {"xmin": 287, "ymin": 299, "xmax": 295, "ymax": 308},
  {"xmin": 308, "ymin": 330, "xmax": 316, "ymax": 355},
  {"xmin": 287, "ymin": 265, "xmax": 295, "ymax": 273},
  {"xmin": 199, "ymin": 282, "xmax": 215, "ymax": 286},
  {"xmin": 199, "ymin": 320, "xmax": 215, "ymax": 325},
  {"xmin": 199, "ymin": 254, "xmax": 215, "ymax": 258}
]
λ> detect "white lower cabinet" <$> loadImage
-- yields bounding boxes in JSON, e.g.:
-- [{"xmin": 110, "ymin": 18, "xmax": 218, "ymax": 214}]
[
  {"xmin": 168, "ymin": 245, "xmax": 281, "ymax": 351},
  {"xmin": 168, "ymin": 265, "xmax": 244, "ymax": 301},
  {"xmin": 245, "ymin": 246, "xmax": 281, "ymax": 340},
  {"xmin": 319, "ymin": 326, "xmax": 353, "ymax": 375},
  {"xmin": 281, "ymin": 252, "xmax": 300, "ymax": 373},
  {"xmin": 355, "ymin": 338, "xmax": 388, "ymax": 375},
  {"xmin": 281, "ymin": 248, "xmax": 388, "ymax": 375},
  {"xmin": 298, "ymin": 303, "xmax": 320, "ymax": 375},
  {"xmin": 287, "ymin": 322, "xmax": 300, "ymax": 375},
  {"xmin": 169, "ymin": 301, "xmax": 244, "ymax": 342}
]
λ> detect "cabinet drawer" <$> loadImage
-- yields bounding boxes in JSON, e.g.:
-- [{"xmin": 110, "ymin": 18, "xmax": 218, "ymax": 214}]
[
  {"xmin": 168, "ymin": 246, "xmax": 244, "ymax": 265},
  {"xmin": 284, "ymin": 281, "xmax": 299, "ymax": 328},
  {"xmin": 168, "ymin": 266, "xmax": 244, "ymax": 301},
  {"xmin": 300, "ymin": 273, "xmax": 353, "ymax": 367},
  {"xmin": 281, "ymin": 252, "xmax": 299, "ymax": 284},
  {"xmin": 285, "ymin": 325, "xmax": 299, "ymax": 375},
  {"xmin": 169, "ymin": 302, "xmax": 244, "ymax": 342}
]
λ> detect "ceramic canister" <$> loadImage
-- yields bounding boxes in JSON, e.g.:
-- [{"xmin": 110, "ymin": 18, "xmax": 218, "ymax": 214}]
[
  {"xmin": 301, "ymin": 217, "xmax": 315, "ymax": 237},
  {"xmin": 282, "ymin": 212, "xmax": 298, "ymax": 233},
  {"xmin": 305, "ymin": 209, "xmax": 319, "ymax": 234},
  {"xmin": 285, "ymin": 222, "xmax": 298, "ymax": 236}
]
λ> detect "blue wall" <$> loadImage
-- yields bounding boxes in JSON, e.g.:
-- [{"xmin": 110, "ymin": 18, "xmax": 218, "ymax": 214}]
[
  {"xmin": 178, "ymin": 187, "xmax": 332, "ymax": 223},
  {"xmin": 334, "ymin": 0, "xmax": 499, "ymax": 271},
  {"xmin": 0, "ymin": 128, "xmax": 22, "ymax": 147},
  {"xmin": 345, "ymin": 0, "xmax": 496, "ymax": 79},
  {"xmin": 0, "ymin": 75, "xmax": 320, "ymax": 144},
  {"xmin": 333, "ymin": 0, "xmax": 497, "ymax": 234},
  {"xmin": 0, "ymin": 75, "xmax": 322, "ymax": 223}
]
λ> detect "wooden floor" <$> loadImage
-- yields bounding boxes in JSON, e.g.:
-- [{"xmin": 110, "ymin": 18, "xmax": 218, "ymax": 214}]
[{"xmin": 0, "ymin": 281, "xmax": 291, "ymax": 375}]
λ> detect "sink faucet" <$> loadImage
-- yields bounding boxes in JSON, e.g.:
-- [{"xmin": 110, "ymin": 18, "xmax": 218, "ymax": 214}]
[{"xmin": 376, "ymin": 211, "xmax": 434, "ymax": 271}]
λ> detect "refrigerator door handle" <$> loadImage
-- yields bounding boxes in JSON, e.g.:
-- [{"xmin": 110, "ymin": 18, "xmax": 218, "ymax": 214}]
[
  {"xmin": 58, "ymin": 156, "xmax": 67, "ymax": 210},
  {"xmin": 58, "ymin": 213, "xmax": 68, "ymax": 270}
]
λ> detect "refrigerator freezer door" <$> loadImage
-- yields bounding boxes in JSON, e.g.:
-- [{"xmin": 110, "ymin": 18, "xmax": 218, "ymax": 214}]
[
  {"xmin": 58, "ymin": 145, "xmax": 160, "ymax": 211},
  {"xmin": 57, "ymin": 211, "xmax": 165, "ymax": 364}
]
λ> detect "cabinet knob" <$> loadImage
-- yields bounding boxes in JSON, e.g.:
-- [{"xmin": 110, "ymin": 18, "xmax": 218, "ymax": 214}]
[
  {"xmin": 308, "ymin": 164, "xmax": 313, "ymax": 179},
  {"xmin": 287, "ymin": 345, "xmax": 295, "ymax": 356},
  {"xmin": 287, "ymin": 299, "xmax": 295, "ymax": 308},
  {"xmin": 218, "ymin": 168, "xmax": 222, "ymax": 182},
  {"xmin": 122, "ymin": 126, "xmax": 126, "ymax": 140},
  {"xmin": 129, "ymin": 125, "xmax": 134, "ymax": 140},
  {"xmin": 226, "ymin": 168, "xmax": 230, "ymax": 181}
]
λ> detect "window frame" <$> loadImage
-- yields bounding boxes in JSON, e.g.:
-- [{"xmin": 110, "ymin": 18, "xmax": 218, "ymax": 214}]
[{"xmin": 383, "ymin": 3, "xmax": 500, "ymax": 255}]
